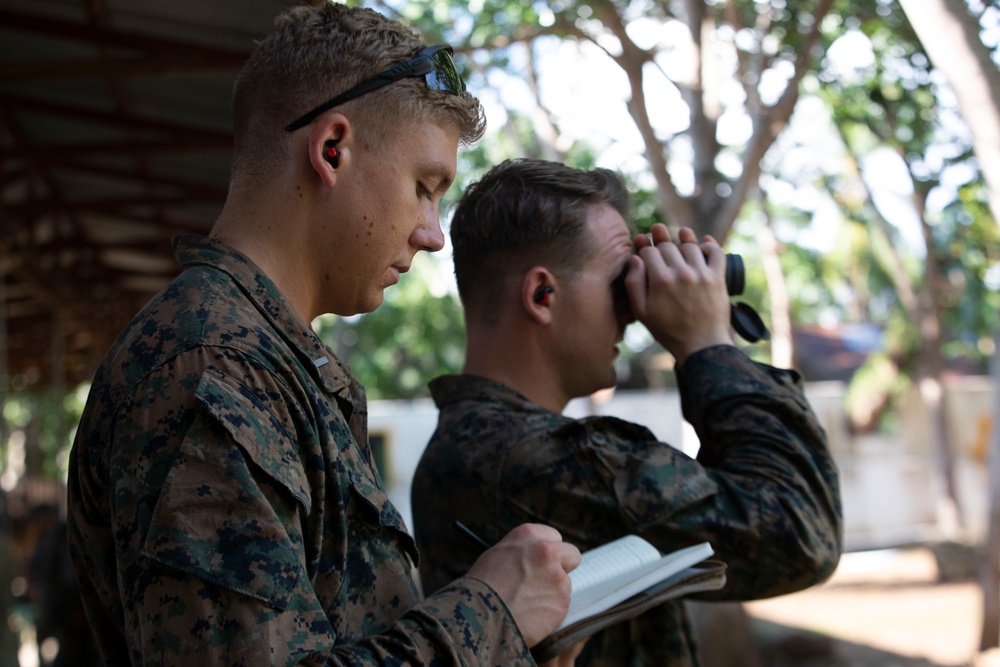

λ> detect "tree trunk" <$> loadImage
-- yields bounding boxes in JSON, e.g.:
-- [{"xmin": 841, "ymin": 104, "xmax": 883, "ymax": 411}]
[
  {"xmin": 982, "ymin": 327, "xmax": 1000, "ymax": 650},
  {"xmin": 757, "ymin": 189, "xmax": 793, "ymax": 368},
  {"xmin": 523, "ymin": 40, "xmax": 566, "ymax": 163},
  {"xmin": 915, "ymin": 186, "xmax": 964, "ymax": 535},
  {"xmin": 898, "ymin": 0, "xmax": 1000, "ymax": 650},
  {"xmin": 899, "ymin": 0, "xmax": 1000, "ymax": 224}
]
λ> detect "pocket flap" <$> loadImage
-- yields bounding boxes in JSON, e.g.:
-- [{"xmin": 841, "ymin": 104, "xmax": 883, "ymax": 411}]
[{"xmin": 195, "ymin": 366, "xmax": 311, "ymax": 514}]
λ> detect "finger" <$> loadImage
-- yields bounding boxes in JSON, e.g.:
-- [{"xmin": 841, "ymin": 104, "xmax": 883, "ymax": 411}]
[
  {"xmin": 647, "ymin": 227, "xmax": 694, "ymax": 270},
  {"xmin": 699, "ymin": 239, "xmax": 721, "ymax": 253},
  {"xmin": 649, "ymin": 239, "xmax": 687, "ymax": 271},
  {"xmin": 566, "ymin": 639, "xmax": 588, "ymax": 662},
  {"xmin": 678, "ymin": 240, "xmax": 707, "ymax": 268},
  {"xmin": 649, "ymin": 223, "xmax": 671, "ymax": 245},
  {"xmin": 633, "ymin": 233, "xmax": 653, "ymax": 251},
  {"xmin": 701, "ymin": 241, "xmax": 726, "ymax": 272},
  {"xmin": 540, "ymin": 639, "xmax": 588, "ymax": 667},
  {"xmin": 558, "ymin": 543, "xmax": 582, "ymax": 572},
  {"xmin": 676, "ymin": 226, "xmax": 698, "ymax": 244},
  {"xmin": 675, "ymin": 228, "xmax": 706, "ymax": 268},
  {"xmin": 500, "ymin": 523, "xmax": 580, "ymax": 573},
  {"xmin": 506, "ymin": 522, "xmax": 562, "ymax": 543}
]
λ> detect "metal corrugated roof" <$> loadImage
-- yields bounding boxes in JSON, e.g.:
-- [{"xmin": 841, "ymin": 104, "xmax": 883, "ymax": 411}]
[{"xmin": 1, "ymin": 0, "xmax": 322, "ymax": 387}]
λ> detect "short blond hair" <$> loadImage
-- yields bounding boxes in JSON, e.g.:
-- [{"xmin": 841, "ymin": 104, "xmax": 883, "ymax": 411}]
[{"xmin": 231, "ymin": 3, "xmax": 485, "ymax": 180}]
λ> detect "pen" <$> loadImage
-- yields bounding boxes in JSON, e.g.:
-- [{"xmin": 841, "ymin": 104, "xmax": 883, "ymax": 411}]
[{"xmin": 453, "ymin": 520, "xmax": 492, "ymax": 554}]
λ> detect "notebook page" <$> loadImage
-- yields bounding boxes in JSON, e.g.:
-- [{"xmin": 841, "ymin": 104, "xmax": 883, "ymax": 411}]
[
  {"xmin": 558, "ymin": 542, "xmax": 714, "ymax": 631},
  {"xmin": 568, "ymin": 535, "xmax": 661, "ymax": 592}
]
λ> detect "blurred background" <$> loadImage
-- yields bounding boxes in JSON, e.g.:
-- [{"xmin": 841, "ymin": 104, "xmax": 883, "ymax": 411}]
[{"xmin": 0, "ymin": 0, "xmax": 997, "ymax": 665}]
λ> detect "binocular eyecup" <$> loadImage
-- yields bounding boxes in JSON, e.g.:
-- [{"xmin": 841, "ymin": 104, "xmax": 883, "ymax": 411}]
[{"xmin": 722, "ymin": 253, "xmax": 769, "ymax": 343}]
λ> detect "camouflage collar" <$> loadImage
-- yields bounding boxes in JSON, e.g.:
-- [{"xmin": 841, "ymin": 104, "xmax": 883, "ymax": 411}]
[
  {"xmin": 429, "ymin": 374, "xmax": 547, "ymax": 413},
  {"xmin": 172, "ymin": 234, "xmax": 353, "ymax": 399}
]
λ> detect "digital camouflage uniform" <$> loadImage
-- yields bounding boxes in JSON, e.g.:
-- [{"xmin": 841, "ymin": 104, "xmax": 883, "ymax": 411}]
[
  {"xmin": 412, "ymin": 346, "xmax": 843, "ymax": 667},
  {"xmin": 67, "ymin": 235, "xmax": 532, "ymax": 666}
]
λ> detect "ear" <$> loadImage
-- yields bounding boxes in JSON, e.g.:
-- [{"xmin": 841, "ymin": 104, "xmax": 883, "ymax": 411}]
[
  {"xmin": 307, "ymin": 113, "xmax": 351, "ymax": 188},
  {"xmin": 521, "ymin": 266, "xmax": 556, "ymax": 325}
]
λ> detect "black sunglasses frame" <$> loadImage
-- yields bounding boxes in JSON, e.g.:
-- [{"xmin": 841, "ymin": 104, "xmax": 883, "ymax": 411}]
[{"xmin": 284, "ymin": 44, "xmax": 466, "ymax": 132}]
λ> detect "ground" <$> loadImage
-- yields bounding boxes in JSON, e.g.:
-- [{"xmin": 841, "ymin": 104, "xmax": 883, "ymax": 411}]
[{"xmin": 742, "ymin": 546, "xmax": 982, "ymax": 667}]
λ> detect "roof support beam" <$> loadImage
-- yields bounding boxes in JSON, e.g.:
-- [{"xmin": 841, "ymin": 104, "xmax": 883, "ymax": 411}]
[
  {"xmin": 0, "ymin": 9, "xmax": 251, "ymax": 62},
  {"xmin": 0, "ymin": 95, "xmax": 231, "ymax": 140}
]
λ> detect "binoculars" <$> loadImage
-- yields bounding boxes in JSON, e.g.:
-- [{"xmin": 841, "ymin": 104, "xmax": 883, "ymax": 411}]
[{"xmin": 611, "ymin": 250, "xmax": 767, "ymax": 343}]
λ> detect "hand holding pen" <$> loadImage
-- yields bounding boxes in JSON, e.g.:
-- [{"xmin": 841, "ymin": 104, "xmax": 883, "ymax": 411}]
[{"xmin": 460, "ymin": 521, "xmax": 581, "ymax": 648}]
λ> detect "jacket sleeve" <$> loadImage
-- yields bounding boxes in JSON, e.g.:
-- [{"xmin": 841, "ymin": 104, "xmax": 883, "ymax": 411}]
[
  {"xmin": 504, "ymin": 345, "xmax": 842, "ymax": 602},
  {"xmin": 670, "ymin": 344, "xmax": 844, "ymax": 599}
]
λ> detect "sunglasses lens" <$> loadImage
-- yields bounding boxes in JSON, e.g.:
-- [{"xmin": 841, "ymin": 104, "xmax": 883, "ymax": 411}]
[
  {"xmin": 426, "ymin": 49, "xmax": 466, "ymax": 95},
  {"xmin": 285, "ymin": 45, "xmax": 466, "ymax": 131}
]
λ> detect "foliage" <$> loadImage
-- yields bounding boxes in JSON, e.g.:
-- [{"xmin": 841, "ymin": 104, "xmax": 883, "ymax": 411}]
[
  {"xmin": 10, "ymin": 1, "xmax": 998, "ymax": 433},
  {"xmin": 320, "ymin": 0, "xmax": 1000, "ymax": 405},
  {"xmin": 0, "ymin": 384, "xmax": 86, "ymax": 480},
  {"xmin": 363, "ymin": 0, "xmax": 875, "ymax": 242},
  {"xmin": 813, "ymin": 2, "xmax": 998, "ymax": 430},
  {"xmin": 936, "ymin": 180, "xmax": 1000, "ymax": 360},
  {"xmin": 313, "ymin": 253, "xmax": 467, "ymax": 400}
]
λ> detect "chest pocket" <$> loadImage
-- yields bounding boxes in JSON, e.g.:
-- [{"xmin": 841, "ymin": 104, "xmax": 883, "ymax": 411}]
[
  {"xmin": 330, "ymin": 412, "xmax": 419, "ymax": 567},
  {"xmin": 313, "ymin": 385, "xmax": 416, "ymax": 564},
  {"xmin": 298, "ymin": 398, "xmax": 421, "ymax": 636},
  {"xmin": 143, "ymin": 367, "xmax": 311, "ymax": 610}
]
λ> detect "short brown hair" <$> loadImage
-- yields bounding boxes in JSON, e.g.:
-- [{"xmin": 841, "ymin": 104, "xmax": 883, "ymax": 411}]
[
  {"xmin": 231, "ymin": 4, "xmax": 485, "ymax": 180},
  {"xmin": 451, "ymin": 159, "xmax": 632, "ymax": 319}
]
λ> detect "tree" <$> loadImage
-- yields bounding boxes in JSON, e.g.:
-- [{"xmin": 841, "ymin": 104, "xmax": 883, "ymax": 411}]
[
  {"xmin": 362, "ymin": 0, "xmax": 899, "ymax": 376},
  {"xmin": 821, "ymin": 17, "xmax": 967, "ymax": 531},
  {"xmin": 899, "ymin": 0, "xmax": 1000, "ymax": 223},
  {"xmin": 369, "ymin": 0, "xmax": 852, "ymax": 238},
  {"xmin": 896, "ymin": 0, "xmax": 1000, "ymax": 650}
]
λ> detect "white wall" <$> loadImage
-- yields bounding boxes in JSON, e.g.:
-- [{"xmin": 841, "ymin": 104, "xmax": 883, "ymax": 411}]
[
  {"xmin": 367, "ymin": 397, "xmax": 439, "ymax": 534},
  {"xmin": 370, "ymin": 378, "xmax": 993, "ymax": 551}
]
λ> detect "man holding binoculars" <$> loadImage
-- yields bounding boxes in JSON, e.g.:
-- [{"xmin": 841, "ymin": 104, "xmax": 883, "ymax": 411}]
[{"xmin": 411, "ymin": 158, "xmax": 844, "ymax": 666}]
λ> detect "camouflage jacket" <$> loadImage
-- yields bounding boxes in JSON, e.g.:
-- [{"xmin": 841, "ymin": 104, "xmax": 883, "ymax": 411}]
[
  {"xmin": 412, "ymin": 346, "xmax": 843, "ymax": 667},
  {"xmin": 66, "ymin": 235, "xmax": 531, "ymax": 666}
]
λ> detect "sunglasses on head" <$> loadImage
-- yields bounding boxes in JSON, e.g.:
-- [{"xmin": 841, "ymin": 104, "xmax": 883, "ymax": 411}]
[{"xmin": 284, "ymin": 44, "xmax": 467, "ymax": 132}]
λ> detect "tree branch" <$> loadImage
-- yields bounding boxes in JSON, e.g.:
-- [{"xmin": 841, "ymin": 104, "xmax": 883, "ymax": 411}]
[
  {"xmin": 590, "ymin": 0, "xmax": 692, "ymax": 227},
  {"xmin": 714, "ymin": 0, "xmax": 837, "ymax": 240}
]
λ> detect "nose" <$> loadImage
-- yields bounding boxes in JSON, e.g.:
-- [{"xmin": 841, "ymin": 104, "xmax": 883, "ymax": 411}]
[{"xmin": 412, "ymin": 211, "xmax": 445, "ymax": 253}]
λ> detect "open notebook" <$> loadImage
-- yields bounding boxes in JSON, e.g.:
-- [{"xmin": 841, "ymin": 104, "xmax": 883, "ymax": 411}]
[{"xmin": 531, "ymin": 535, "xmax": 727, "ymax": 662}]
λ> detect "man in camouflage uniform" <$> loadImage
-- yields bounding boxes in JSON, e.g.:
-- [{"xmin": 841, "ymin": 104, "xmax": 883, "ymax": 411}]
[
  {"xmin": 66, "ymin": 8, "xmax": 582, "ymax": 666},
  {"xmin": 411, "ymin": 159, "xmax": 844, "ymax": 666}
]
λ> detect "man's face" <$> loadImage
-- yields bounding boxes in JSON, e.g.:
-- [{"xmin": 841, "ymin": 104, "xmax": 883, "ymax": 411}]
[
  {"xmin": 552, "ymin": 203, "xmax": 635, "ymax": 399},
  {"xmin": 321, "ymin": 121, "xmax": 459, "ymax": 316}
]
